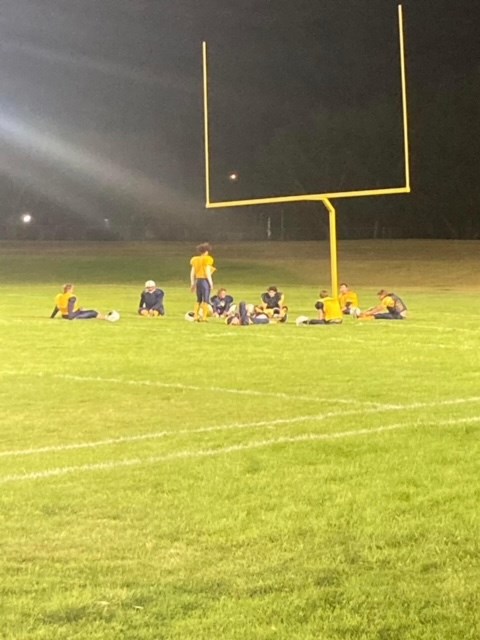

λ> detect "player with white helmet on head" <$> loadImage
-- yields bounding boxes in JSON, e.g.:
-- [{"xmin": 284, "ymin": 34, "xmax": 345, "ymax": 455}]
[{"xmin": 138, "ymin": 280, "xmax": 165, "ymax": 317}]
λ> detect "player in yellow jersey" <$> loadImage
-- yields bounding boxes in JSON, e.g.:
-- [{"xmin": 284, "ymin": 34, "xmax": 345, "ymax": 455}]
[
  {"xmin": 360, "ymin": 289, "xmax": 407, "ymax": 320},
  {"xmin": 339, "ymin": 282, "xmax": 360, "ymax": 316},
  {"xmin": 295, "ymin": 290, "xmax": 343, "ymax": 325},
  {"xmin": 189, "ymin": 243, "xmax": 216, "ymax": 321},
  {"xmin": 50, "ymin": 283, "xmax": 104, "ymax": 320}
]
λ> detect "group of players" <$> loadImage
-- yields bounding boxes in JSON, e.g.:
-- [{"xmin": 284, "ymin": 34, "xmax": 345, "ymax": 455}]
[
  {"xmin": 295, "ymin": 284, "xmax": 407, "ymax": 325},
  {"xmin": 50, "ymin": 242, "xmax": 407, "ymax": 324},
  {"xmin": 187, "ymin": 285, "xmax": 288, "ymax": 326},
  {"xmin": 187, "ymin": 242, "xmax": 407, "ymax": 325}
]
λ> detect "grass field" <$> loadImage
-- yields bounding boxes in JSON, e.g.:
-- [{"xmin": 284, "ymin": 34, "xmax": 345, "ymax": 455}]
[{"xmin": 1, "ymin": 240, "xmax": 479, "ymax": 640}]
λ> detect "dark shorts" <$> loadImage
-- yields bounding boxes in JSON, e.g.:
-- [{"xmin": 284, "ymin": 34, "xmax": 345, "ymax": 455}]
[
  {"xmin": 196, "ymin": 279, "xmax": 211, "ymax": 304},
  {"xmin": 373, "ymin": 313, "xmax": 404, "ymax": 320},
  {"xmin": 306, "ymin": 319, "xmax": 342, "ymax": 325},
  {"xmin": 138, "ymin": 307, "xmax": 164, "ymax": 315},
  {"xmin": 63, "ymin": 309, "xmax": 99, "ymax": 320}
]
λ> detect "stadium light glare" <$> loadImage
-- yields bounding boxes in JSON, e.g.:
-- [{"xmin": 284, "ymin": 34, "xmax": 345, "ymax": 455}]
[{"xmin": 21, "ymin": 213, "xmax": 33, "ymax": 224}]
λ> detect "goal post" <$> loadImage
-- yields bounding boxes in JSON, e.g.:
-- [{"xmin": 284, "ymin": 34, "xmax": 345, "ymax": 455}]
[{"xmin": 202, "ymin": 4, "xmax": 410, "ymax": 296}]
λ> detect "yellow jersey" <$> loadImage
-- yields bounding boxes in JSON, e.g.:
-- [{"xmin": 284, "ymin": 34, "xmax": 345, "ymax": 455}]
[
  {"xmin": 54, "ymin": 292, "xmax": 78, "ymax": 316},
  {"xmin": 319, "ymin": 296, "xmax": 343, "ymax": 323},
  {"xmin": 380, "ymin": 293, "xmax": 407, "ymax": 317},
  {"xmin": 190, "ymin": 254, "xmax": 215, "ymax": 279},
  {"xmin": 339, "ymin": 290, "xmax": 359, "ymax": 310},
  {"xmin": 381, "ymin": 295, "xmax": 395, "ymax": 311}
]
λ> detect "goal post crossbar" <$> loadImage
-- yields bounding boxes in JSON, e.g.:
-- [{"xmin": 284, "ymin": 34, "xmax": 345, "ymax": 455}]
[{"xmin": 202, "ymin": 5, "xmax": 410, "ymax": 208}]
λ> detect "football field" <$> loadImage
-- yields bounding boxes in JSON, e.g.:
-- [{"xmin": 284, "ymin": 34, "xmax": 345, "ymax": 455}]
[{"xmin": 1, "ymin": 240, "xmax": 479, "ymax": 640}]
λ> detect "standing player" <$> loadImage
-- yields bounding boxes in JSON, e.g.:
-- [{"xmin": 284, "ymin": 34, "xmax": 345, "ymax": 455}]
[{"xmin": 190, "ymin": 243, "xmax": 215, "ymax": 322}]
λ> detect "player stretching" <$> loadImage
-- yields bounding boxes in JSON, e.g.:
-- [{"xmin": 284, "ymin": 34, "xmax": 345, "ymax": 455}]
[
  {"xmin": 50, "ymin": 283, "xmax": 104, "ymax": 320},
  {"xmin": 189, "ymin": 243, "xmax": 215, "ymax": 322}
]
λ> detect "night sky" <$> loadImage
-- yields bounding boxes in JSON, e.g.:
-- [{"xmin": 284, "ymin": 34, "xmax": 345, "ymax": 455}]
[{"xmin": 1, "ymin": 1, "xmax": 480, "ymax": 238}]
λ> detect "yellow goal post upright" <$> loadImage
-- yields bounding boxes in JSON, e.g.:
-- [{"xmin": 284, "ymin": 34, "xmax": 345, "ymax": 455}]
[{"xmin": 202, "ymin": 5, "xmax": 410, "ymax": 297}]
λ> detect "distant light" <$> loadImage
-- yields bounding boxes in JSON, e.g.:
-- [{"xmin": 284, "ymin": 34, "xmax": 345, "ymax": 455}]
[
  {"xmin": 104, "ymin": 217, "xmax": 110, "ymax": 226},
  {"xmin": 228, "ymin": 172, "xmax": 238, "ymax": 182},
  {"xmin": 21, "ymin": 213, "xmax": 32, "ymax": 224}
]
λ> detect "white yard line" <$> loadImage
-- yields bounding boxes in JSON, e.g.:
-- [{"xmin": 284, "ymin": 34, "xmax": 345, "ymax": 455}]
[
  {"xmin": 0, "ymin": 413, "xmax": 334, "ymax": 458},
  {"xmin": 48, "ymin": 374, "xmax": 480, "ymax": 411},
  {"xmin": 0, "ymin": 370, "xmax": 386, "ymax": 408},
  {"xmin": 6, "ymin": 369, "xmax": 476, "ymax": 414},
  {"xmin": 2, "ymin": 400, "xmax": 480, "ymax": 460},
  {"xmin": 1, "ymin": 415, "xmax": 479, "ymax": 485}
]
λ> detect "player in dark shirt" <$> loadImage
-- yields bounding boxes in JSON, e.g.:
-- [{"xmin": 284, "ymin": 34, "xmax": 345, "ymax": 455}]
[
  {"xmin": 255, "ymin": 286, "xmax": 285, "ymax": 318},
  {"xmin": 210, "ymin": 288, "xmax": 234, "ymax": 317},
  {"xmin": 138, "ymin": 280, "xmax": 165, "ymax": 317}
]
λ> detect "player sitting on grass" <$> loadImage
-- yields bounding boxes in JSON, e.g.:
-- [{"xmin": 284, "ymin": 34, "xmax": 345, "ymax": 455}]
[
  {"xmin": 359, "ymin": 289, "xmax": 407, "ymax": 320},
  {"xmin": 296, "ymin": 290, "xmax": 343, "ymax": 326},
  {"xmin": 339, "ymin": 282, "xmax": 360, "ymax": 316},
  {"xmin": 50, "ymin": 283, "xmax": 105, "ymax": 320},
  {"xmin": 255, "ymin": 286, "xmax": 285, "ymax": 319},
  {"xmin": 138, "ymin": 280, "xmax": 165, "ymax": 317},
  {"xmin": 210, "ymin": 288, "xmax": 235, "ymax": 317}
]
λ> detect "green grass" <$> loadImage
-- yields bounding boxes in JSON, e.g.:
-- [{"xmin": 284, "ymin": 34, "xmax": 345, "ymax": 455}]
[{"xmin": 1, "ymin": 240, "xmax": 479, "ymax": 640}]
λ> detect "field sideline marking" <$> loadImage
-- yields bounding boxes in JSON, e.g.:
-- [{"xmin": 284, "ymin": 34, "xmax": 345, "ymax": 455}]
[{"xmin": 1, "ymin": 415, "xmax": 479, "ymax": 485}]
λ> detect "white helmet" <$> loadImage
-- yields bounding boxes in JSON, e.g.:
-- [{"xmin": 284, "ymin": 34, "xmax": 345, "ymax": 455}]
[{"xmin": 106, "ymin": 310, "xmax": 121, "ymax": 322}]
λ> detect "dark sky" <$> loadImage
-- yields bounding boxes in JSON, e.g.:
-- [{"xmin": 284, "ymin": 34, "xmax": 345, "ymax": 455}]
[{"xmin": 1, "ymin": 0, "xmax": 480, "ymax": 231}]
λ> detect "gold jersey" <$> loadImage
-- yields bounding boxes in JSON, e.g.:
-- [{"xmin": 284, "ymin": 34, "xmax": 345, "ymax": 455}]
[
  {"xmin": 190, "ymin": 254, "xmax": 215, "ymax": 279},
  {"xmin": 319, "ymin": 296, "xmax": 343, "ymax": 323},
  {"xmin": 54, "ymin": 292, "xmax": 78, "ymax": 316},
  {"xmin": 339, "ymin": 290, "xmax": 359, "ymax": 310}
]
